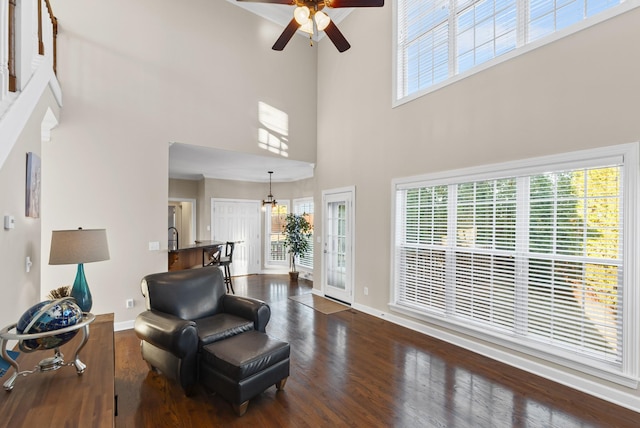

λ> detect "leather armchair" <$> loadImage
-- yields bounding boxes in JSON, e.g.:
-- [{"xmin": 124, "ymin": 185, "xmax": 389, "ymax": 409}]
[{"xmin": 134, "ymin": 267, "xmax": 270, "ymax": 394}]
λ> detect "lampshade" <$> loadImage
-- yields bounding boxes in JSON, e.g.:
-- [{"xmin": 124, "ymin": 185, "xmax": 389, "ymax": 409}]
[
  {"xmin": 314, "ymin": 11, "xmax": 330, "ymax": 31},
  {"xmin": 49, "ymin": 229, "xmax": 110, "ymax": 265},
  {"xmin": 294, "ymin": 6, "xmax": 310, "ymax": 25}
]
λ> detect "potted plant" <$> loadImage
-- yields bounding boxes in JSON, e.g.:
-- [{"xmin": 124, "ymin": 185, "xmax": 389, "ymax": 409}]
[{"xmin": 282, "ymin": 213, "xmax": 313, "ymax": 281}]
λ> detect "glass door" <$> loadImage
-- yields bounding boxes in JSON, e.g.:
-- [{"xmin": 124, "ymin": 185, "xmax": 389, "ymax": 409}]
[{"xmin": 322, "ymin": 188, "xmax": 354, "ymax": 304}]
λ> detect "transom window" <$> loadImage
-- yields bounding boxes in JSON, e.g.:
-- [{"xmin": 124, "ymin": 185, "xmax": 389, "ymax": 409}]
[
  {"xmin": 395, "ymin": 0, "xmax": 629, "ymax": 103},
  {"xmin": 391, "ymin": 143, "xmax": 638, "ymax": 383}
]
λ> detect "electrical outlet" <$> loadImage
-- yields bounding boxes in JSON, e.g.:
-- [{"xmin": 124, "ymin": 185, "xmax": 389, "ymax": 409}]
[
  {"xmin": 148, "ymin": 241, "xmax": 160, "ymax": 251},
  {"xmin": 364, "ymin": 287, "xmax": 369, "ymax": 296},
  {"xmin": 126, "ymin": 299, "xmax": 134, "ymax": 309}
]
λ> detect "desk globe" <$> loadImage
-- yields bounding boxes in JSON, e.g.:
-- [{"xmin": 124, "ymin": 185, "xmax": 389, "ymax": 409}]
[{"xmin": 16, "ymin": 298, "xmax": 83, "ymax": 352}]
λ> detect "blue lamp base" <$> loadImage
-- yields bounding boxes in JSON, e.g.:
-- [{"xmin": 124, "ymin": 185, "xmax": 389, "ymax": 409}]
[{"xmin": 70, "ymin": 263, "xmax": 93, "ymax": 312}]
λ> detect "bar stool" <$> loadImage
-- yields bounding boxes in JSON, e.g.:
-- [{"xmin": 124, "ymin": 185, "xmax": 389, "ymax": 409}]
[
  {"xmin": 202, "ymin": 244, "xmax": 222, "ymax": 267},
  {"xmin": 219, "ymin": 242, "xmax": 235, "ymax": 294}
]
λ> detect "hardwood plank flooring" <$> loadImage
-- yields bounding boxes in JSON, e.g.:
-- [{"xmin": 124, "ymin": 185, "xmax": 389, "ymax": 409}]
[{"xmin": 115, "ymin": 274, "xmax": 639, "ymax": 427}]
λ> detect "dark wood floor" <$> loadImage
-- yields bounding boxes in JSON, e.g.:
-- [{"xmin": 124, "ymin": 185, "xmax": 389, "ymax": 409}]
[{"xmin": 115, "ymin": 274, "xmax": 640, "ymax": 427}]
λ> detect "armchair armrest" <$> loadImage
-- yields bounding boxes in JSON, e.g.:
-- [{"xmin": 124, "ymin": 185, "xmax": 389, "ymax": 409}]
[
  {"xmin": 134, "ymin": 310, "xmax": 198, "ymax": 358},
  {"xmin": 222, "ymin": 295, "xmax": 271, "ymax": 332}
]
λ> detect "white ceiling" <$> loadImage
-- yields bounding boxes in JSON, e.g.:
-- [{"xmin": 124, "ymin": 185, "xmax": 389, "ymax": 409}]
[
  {"xmin": 169, "ymin": 143, "xmax": 315, "ymax": 183},
  {"xmin": 168, "ymin": 2, "xmax": 352, "ymax": 183}
]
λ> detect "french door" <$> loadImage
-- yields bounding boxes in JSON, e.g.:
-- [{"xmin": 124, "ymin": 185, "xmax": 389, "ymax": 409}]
[
  {"xmin": 322, "ymin": 187, "xmax": 355, "ymax": 304},
  {"xmin": 211, "ymin": 199, "xmax": 261, "ymax": 275}
]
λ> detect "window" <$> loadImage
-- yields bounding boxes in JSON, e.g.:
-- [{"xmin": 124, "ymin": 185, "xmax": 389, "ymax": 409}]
[
  {"xmin": 391, "ymin": 143, "xmax": 638, "ymax": 383},
  {"xmin": 266, "ymin": 203, "xmax": 289, "ymax": 265},
  {"xmin": 293, "ymin": 198, "xmax": 314, "ymax": 271},
  {"xmin": 395, "ymin": 0, "xmax": 629, "ymax": 102}
]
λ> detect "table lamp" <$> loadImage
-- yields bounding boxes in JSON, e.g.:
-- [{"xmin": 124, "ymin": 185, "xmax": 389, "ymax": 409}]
[{"xmin": 49, "ymin": 228, "xmax": 110, "ymax": 312}]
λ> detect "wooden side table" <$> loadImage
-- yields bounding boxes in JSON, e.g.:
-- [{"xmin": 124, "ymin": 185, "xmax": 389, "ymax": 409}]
[{"xmin": 0, "ymin": 313, "xmax": 115, "ymax": 427}]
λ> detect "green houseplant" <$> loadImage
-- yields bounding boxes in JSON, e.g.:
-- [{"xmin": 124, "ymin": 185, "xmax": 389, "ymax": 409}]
[{"xmin": 282, "ymin": 213, "xmax": 312, "ymax": 281}]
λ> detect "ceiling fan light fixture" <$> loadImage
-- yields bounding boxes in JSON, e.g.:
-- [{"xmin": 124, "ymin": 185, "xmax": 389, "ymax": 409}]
[
  {"xmin": 314, "ymin": 11, "xmax": 330, "ymax": 31},
  {"xmin": 300, "ymin": 19, "xmax": 314, "ymax": 35},
  {"xmin": 294, "ymin": 6, "xmax": 310, "ymax": 25}
]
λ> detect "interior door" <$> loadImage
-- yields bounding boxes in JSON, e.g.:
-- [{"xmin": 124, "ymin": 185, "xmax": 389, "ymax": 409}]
[
  {"xmin": 212, "ymin": 199, "xmax": 261, "ymax": 275},
  {"xmin": 322, "ymin": 187, "xmax": 355, "ymax": 304}
]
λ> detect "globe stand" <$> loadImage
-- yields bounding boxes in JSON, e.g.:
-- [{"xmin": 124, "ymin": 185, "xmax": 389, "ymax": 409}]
[
  {"xmin": 38, "ymin": 349, "xmax": 64, "ymax": 372},
  {"xmin": 0, "ymin": 312, "xmax": 96, "ymax": 391}
]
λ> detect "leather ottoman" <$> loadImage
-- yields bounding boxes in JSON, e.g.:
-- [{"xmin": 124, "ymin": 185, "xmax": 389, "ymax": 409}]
[{"xmin": 199, "ymin": 330, "xmax": 290, "ymax": 416}]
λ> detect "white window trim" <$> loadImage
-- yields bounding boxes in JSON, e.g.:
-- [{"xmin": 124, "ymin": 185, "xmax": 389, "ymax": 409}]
[
  {"xmin": 392, "ymin": 0, "xmax": 640, "ymax": 107},
  {"xmin": 389, "ymin": 142, "xmax": 640, "ymax": 387}
]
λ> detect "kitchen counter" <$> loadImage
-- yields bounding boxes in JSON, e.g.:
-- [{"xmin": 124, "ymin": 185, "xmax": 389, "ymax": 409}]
[{"xmin": 168, "ymin": 240, "xmax": 224, "ymax": 271}]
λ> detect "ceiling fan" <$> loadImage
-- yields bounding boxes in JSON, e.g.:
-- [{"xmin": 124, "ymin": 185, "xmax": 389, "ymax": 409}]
[{"xmin": 237, "ymin": 0, "xmax": 384, "ymax": 52}]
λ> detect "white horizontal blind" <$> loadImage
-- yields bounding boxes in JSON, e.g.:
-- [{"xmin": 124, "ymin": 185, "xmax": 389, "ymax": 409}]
[
  {"xmin": 528, "ymin": 0, "xmax": 621, "ymax": 42},
  {"xmin": 267, "ymin": 203, "xmax": 289, "ymax": 264},
  {"xmin": 397, "ymin": 0, "xmax": 451, "ymax": 96},
  {"xmin": 526, "ymin": 167, "xmax": 623, "ymax": 361},
  {"xmin": 395, "ymin": 163, "xmax": 624, "ymax": 367},
  {"xmin": 396, "ymin": 186, "xmax": 449, "ymax": 312},
  {"xmin": 294, "ymin": 199, "xmax": 314, "ymax": 270},
  {"xmin": 454, "ymin": 178, "xmax": 518, "ymax": 330},
  {"xmin": 455, "ymin": 0, "xmax": 518, "ymax": 73},
  {"xmin": 396, "ymin": 0, "xmax": 624, "ymax": 100}
]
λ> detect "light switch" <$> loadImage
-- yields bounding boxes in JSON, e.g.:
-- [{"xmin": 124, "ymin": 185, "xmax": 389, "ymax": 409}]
[{"xmin": 4, "ymin": 215, "xmax": 15, "ymax": 230}]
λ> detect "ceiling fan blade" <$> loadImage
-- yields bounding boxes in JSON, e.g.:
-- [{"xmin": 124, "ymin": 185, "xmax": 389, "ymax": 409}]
[
  {"xmin": 324, "ymin": 21, "xmax": 351, "ymax": 52},
  {"xmin": 272, "ymin": 18, "xmax": 301, "ymax": 51},
  {"xmin": 236, "ymin": 0, "xmax": 294, "ymax": 4},
  {"xmin": 328, "ymin": 0, "xmax": 384, "ymax": 7}
]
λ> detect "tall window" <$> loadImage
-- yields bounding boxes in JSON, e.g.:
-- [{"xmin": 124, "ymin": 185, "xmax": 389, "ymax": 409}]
[
  {"xmin": 392, "ymin": 144, "xmax": 637, "ymax": 382},
  {"xmin": 266, "ymin": 203, "xmax": 289, "ymax": 265},
  {"xmin": 293, "ymin": 198, "xmax": 314, "ymax": 271},
  {"xmin": 396, "ymin": 0, "xmax": 626, "ymax": 101}
]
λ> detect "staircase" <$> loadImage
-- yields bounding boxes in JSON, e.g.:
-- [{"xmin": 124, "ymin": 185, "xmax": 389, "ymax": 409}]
[{"xmin": 0, "ymin": 0, "xmax": 62, "ymax": 170}]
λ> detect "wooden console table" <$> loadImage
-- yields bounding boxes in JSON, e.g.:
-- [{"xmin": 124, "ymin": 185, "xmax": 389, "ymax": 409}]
[{"xmin": 0, "ymin": 313, "xmax": 115, "ymax": 427}]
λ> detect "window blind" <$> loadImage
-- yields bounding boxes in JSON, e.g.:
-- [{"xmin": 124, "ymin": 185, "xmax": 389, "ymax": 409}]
[
  {"xmin": 396, "ymin": 0, "xmax": 625, "ymax": 100},
  {"xmin": 294, "ymin": 199, "xmax": 314, "ymax": 271},
  {"xmin": 395, "ymin": 162, "xmax": 624, "ymax": 368}
]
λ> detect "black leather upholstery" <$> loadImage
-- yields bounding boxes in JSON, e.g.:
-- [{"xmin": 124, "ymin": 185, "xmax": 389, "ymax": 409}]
[
  {"xmin": 199, "ymin": 331, "xmax": 290, "ymax": 412},
  {"xmin": 134, "ymin": 267, "xmax": 270, "ymax": 394},
  {"xmin": 201, "ymin": 331, "xmax": 290, "ymax": 380}
]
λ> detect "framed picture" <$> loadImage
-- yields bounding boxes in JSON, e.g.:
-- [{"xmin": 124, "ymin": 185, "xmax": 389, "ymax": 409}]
[{"xmin": 26, "ymin": 152, "xmax": 41, "ymax": 218}]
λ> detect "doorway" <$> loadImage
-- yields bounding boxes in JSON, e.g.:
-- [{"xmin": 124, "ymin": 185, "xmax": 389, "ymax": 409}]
[
  {"xmin": 211, "ymin": 199, "xmax": 261, "ymax": 275},
  {"xmin": 322, "ymin": 187, "xmax": 355, "ymax": 304},
  {"xmin": 168, "ymin": 198, "xmax": 196, "ymax": 249}
]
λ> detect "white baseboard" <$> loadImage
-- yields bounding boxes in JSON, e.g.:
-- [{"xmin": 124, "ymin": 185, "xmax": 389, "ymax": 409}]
[{"xmin": 114, "ymin": 320, "xmax": 134, "ymax": 332}]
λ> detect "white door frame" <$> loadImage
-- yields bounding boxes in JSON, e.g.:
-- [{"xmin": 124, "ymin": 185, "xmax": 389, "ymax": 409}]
[{"xmin": 321, "ymin": 186, "xmax": 355, "ymax": 304}]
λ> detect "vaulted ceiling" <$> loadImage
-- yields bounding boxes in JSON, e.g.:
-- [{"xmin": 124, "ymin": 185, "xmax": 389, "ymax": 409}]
[{"xmin": 169, "ymin": 1, "xmax": 354, "ymax": 183}]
